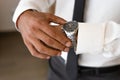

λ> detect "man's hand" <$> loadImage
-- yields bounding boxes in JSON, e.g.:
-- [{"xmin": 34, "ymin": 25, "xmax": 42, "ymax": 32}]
[{"xmin": 17, "ymin": 10, "xmax": 72, "ymax": 59}]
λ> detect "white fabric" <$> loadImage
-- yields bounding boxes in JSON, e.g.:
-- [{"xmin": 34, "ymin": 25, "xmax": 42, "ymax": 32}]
[
  {"xmin": 13, "ymin": 0, "xmax": 120, "ymax": 67},
  {"xmin": 76, "ymin": 23, "xmax": 106, "ymax": 55}
]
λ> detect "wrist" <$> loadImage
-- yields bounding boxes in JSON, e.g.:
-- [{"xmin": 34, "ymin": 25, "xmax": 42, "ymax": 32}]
[{"xmin": 16, "ymin": 9, "xmax": 38, "ymax": 31}]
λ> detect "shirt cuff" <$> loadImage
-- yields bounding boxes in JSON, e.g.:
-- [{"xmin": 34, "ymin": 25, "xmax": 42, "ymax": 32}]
[
  {"xmin": 12, "ymin": 1, "xmax": 42, "ymax": 30},
  {"xmin": 13, "ymin": 8, "xmax": 38, "ymax": 25},
  {"xmin": 76, "ymin": 23, "xmax": 106, "ymax": 54}
]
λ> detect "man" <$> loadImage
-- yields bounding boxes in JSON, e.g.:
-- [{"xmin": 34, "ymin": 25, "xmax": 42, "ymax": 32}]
[{"xmin": 13, "ymin": 0, "xmax": 120, "ymax": 80}]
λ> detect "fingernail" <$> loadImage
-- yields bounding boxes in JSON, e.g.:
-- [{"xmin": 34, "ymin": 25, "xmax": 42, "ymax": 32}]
[
  {"xmin": 57, "ymin": 52, "xmax": 61, "ymax": 56},
  {"xmin": 46, "ymin": 56, "xmax": 50, "ymax": 59},
  {"xmin": 64, "ymin": 48, "xmax": 69, "ymax": 52},
  {"xmin": 65, "ymin": 42, "xmax": 71, "ymax": 47}
]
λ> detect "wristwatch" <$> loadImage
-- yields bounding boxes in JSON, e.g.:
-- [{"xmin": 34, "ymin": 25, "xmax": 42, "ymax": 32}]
[{"xmin": 62, "ymin": 21, "xmax": 78, "ymax": 50}]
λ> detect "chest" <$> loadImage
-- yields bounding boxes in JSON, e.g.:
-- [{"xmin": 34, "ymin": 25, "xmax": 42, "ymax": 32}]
[{"xmin": 55, "ymin": 0, "xmax": 120, "ymax": 23}]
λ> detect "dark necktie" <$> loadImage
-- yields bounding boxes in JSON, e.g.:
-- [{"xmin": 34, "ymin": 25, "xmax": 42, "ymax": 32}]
[{"xmin": 66, "ymin": 0, "xmax": 86, "ymax": 80}]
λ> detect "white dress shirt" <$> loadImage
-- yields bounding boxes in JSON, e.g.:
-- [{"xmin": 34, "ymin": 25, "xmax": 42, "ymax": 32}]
[{"xmin": 13, "ymin": 0, "xmax": 120, "ymax": 67}]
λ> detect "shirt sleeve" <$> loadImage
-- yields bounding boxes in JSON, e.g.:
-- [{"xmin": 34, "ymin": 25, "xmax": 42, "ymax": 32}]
[
  {"xmin": 12, "ymin": 0, "xmax": 55, "ymax": 25},
  {"xmin": 76, "ymin": 21, "xmax": 120, "ymax": 58}
]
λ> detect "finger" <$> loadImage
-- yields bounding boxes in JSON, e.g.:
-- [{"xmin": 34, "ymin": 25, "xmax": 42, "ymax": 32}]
[
  {"xmin": 30, "ymin": 37, "xmax": 61, "ymax": 56},
  {"xmin": 52, "ymin": 25, "xmax": 65, "ymax": 32},
  {"xmin": 23, "ymin": 38, "xmax": 50, "ymax": 59},
  {"xmin": 31, "ymin": 45, "xmax": 51, "ymax": 59},
  {"xmin": 45, "ymin": 13, "xmax": 67, "ymax": 25},
  {"xmin": 33, "ymin": 29, "xmax": 69, "ymax": 52},
  {"xmin": 39, "ymin": 24, "xmax": 72, "ymax": 47}
]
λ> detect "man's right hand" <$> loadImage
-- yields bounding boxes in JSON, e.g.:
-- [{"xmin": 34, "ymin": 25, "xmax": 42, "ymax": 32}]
[{"xmin": 17, "ymin": 10, "xmax": 72, "ymax": 59}]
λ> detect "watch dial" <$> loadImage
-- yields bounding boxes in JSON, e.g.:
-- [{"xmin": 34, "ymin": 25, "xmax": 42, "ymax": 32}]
[{"xmin": 63, "ymin": 21, "xmax": 78, "ymax": 32}]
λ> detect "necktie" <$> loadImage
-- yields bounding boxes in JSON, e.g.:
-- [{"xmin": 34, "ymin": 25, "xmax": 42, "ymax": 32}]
[{"xmin": 66, "ymin": 0, "xmax": 86, "ymax": 80}]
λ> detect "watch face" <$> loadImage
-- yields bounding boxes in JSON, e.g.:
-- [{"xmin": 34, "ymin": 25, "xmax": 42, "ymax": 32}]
[{"xmin": 63, "ymin": 21, "xmax": 78, "ymax": 32}]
